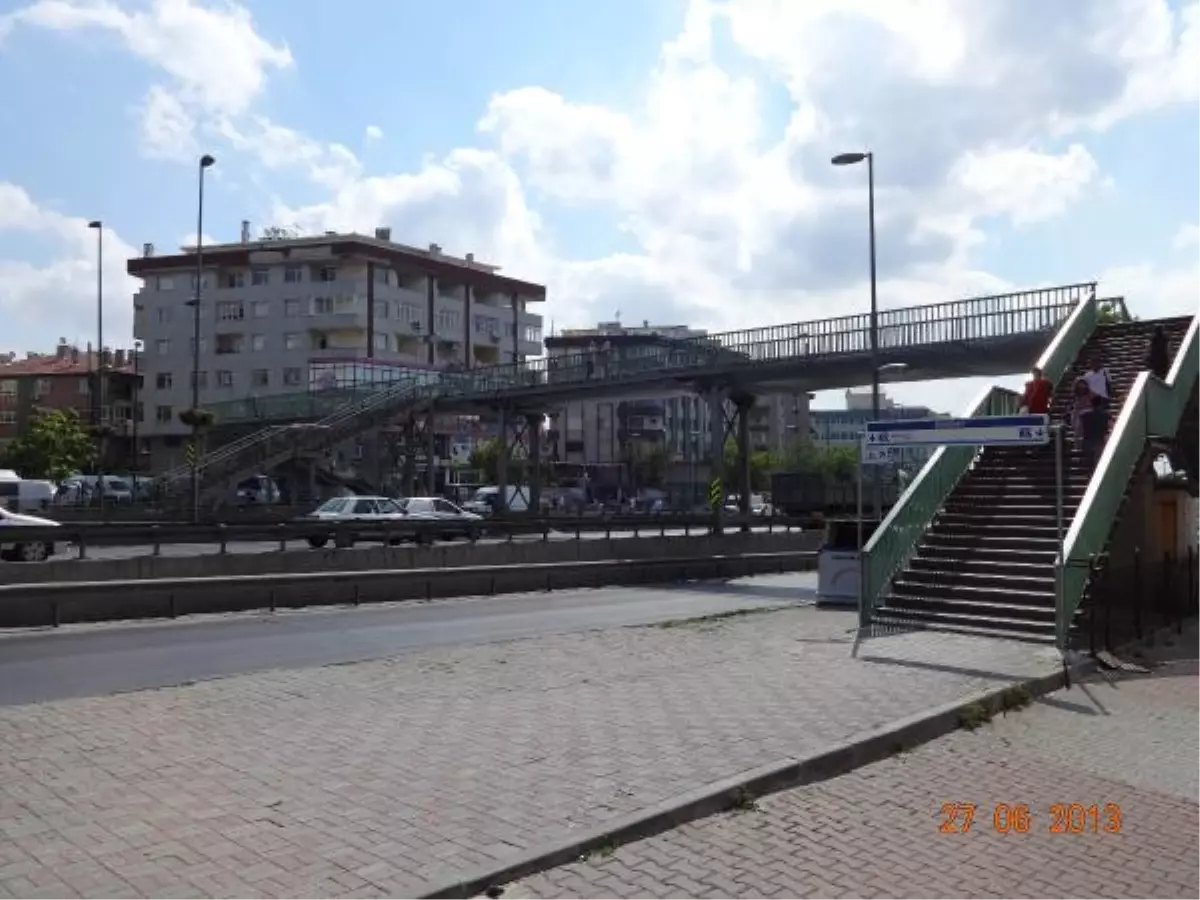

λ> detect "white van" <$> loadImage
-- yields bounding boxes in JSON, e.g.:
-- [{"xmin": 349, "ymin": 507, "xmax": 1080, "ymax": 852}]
[
  {"xmin": 0, "ymin": 477, "xmax": 55, "ymax": 513},
  {"xmin": 463, "ymin": 485, "xmax": 530, "ymax": 516}
]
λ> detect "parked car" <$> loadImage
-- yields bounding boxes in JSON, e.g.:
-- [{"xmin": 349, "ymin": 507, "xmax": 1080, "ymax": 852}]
[
  {"xmin": 0, "ymin": 507, "xmax": 63, "ymax": 562},
  {"xmin": 398, "ymin": 497, "xmax": 483, "ymax": 541},
  {"xmin": 297, "ymin": 496, "xmax": 409, "ymax": 549},
  {"xmin": 462, "ymin": 485, "xmax": 530, "ymax": 516}
]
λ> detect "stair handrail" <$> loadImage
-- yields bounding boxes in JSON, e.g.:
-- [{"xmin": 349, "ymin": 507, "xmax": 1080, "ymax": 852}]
[
  {"xmin": 858, "ymin": 288, "xmax": 1101, "ymax": 627},
  {"xmin": 1058, "ymin": 315, "xmax": 1199, "ymax": 648}
]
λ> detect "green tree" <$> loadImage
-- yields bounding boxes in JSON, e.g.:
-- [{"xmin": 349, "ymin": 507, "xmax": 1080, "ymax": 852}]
[
  {"xmin": 721, "ymin": 438, "xmax": 779, "ymax": 491},
  {"xmin": 0, "ymin": 408, "xmax": 95, "ymax": 481},
  {"xmin": 468, "ymin": 438, "xmax": 503, "ymax": 483},
  {"xmin": 819, "ymin": 445, "xmax": 859, "ymax": 482},
  {"xmin": 1097, "ymin": 299, "xmax": 1134, "ymax": 324}
]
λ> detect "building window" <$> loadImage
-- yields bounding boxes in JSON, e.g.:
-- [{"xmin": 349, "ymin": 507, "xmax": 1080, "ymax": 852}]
[
  {"xmin": 0, "ymin": 379, "xmax": 16, "ymax": 396},
  {"xmin": 316, "ymin": 266, "xmax": 338, "ymax": 283},
  {"xmin": 224, "ymin": 272, "xmax": 246, "ymax": 289},
  {"xmin": 251, "ymin": 299, "xmax": 270, "ymax": 318},
  {"xmin": 0, "ymin": 410, "xmax": 15, "ymax": 425},
  {"xmin": 190, "ymin": 274, "xmax": 210, "ymax": 290},
  {"xmin": 475, "ymin": 315, "xmax": 500, "ymax": 335},
  {"xmin": 216, "ymin": 301, "xmax": 245, "ymax": 321},
  {"xmin": 284, "ymin": 265, "xmax": 303, "ymax": 284},
  {"xmin": 78, "ymin": 378, "xmax": 90, "ymax": 395},
  {"xmin": 156, "ymin": 307, "xmax": 172, "ymax": 324},
  {"xmin": 373, "ymin": 301, "xmax": 389, "ymax": 319},
  {"xmin": 399, "ymin": 303, "xmax": 421, "ymax": 327},
  {"xmin": 524, "ymin": 325, "xmax": 542, "ymax": 343},
  {"xmin": 155, "ymin": 405, "xmax": 173, "ymax": 424},
  {"xmin": 188, "ymin": 337, "xmax": 207, "ymax": 354},
  {"xmin": 284, "ymin": 332, "xmax": 302, "ymax": 350},
  {"xmin": 155, "ymin": 373, "xmax": 173, "ymax": 389},
  {"xmin": 435, "ymin": 310, "xmax": 460, "ymax": 333},
  {"xmin": 156, "ymin": 276, "xmax": 175, "ymax": 291},
  {"xmin": 251, "ymin": 369, "xmax": 270, "ymax": 388},
  {"xmin": 373, "ymin": 333, "xmax": 389, "ymax": 351},
  {"xmin": 313, "ymin": 296, "xmax": 334, "ymax": 314},
  {"xmin": 250, "ymin": 334, "xmax": 266, "ymax": 351},
  {"xmin": 156, "ymin": 339, "xmax": 171, "ymax": 355},
  {"xmin": 216, "ymin": 370, "xmax": 234, "ymax": 388},
  {"xmin": 285, "ymin": 298, "xmax": 303, "ymax": 317},
  {"xmin": 251, "ymin": 269, "xmax": 270, "ymax": 286},
  {"xmin": 215, "ymin": 334, "xmax": 244, "ymax": 355},
  {"xmin": 283, "ymin": 367, "xmax": 303, "ymax": 386}
]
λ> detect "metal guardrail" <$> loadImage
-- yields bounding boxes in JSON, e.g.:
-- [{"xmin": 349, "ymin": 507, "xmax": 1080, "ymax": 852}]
[
  {"xmin": 0, "ymin": 551, "xmax": 818, "ymax": 629},
  {"xmin": 3, "ymin": 514, "xmax": 814, "ymax": 558}
]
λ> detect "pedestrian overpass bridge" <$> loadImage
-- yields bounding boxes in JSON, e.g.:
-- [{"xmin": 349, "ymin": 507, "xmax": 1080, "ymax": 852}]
[
  {"xmin": 176, "ymin": 282, "xmax": 1098, "ymax": 499},
  {"xmin": 209, "ymin": 282, "xmax": 1096, "ymax": 425}
]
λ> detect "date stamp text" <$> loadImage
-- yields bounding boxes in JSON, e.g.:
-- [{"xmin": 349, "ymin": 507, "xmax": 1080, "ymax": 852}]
[{"xmin": 939, "ymin": 802, "xmax": 1123, "ymax": 834}]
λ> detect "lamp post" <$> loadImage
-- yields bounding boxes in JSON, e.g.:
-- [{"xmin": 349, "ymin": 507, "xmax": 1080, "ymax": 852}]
[
  {"xmin": 189, "ymin": 154, "xmax": 215, "ymax": 522},
  {"xmin": 87, "ymin": 220, "xmax": 105, "ymax": 517},
  {"xmin": 832, "ymin": 150, "xmax": 880, "ymax": 516},
  {"xmin": 132, "ymin": 339, "xmax": 143, "ymax": 492}
]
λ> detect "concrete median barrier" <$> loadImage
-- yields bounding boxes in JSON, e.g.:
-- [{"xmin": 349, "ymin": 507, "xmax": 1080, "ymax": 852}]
[
  {"xmin": 3, "ymin": 531, "xmax": 819, "ymax": 584},
  {"xmin": 0, "ymin": 550, "xmax": 817, "ymax": 629}
]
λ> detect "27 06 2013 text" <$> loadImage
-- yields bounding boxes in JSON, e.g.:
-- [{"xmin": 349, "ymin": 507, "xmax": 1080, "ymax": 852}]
[{"xmin": 938, "ymin": 802, "xmax": 1123, "ymax": 834}]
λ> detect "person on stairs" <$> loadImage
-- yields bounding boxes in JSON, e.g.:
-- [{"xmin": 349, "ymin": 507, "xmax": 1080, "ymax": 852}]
[
  {"xmin": 1020, "ymin": 366, "xmax": 1053, "ymax": 415},
  {"xmin": 1146, "ymin": 324, "xmax": 1170, "ymax": 380}
]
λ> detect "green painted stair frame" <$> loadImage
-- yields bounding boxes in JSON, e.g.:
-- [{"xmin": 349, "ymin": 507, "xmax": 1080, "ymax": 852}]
[
  {"xmin": 858, "ymin": 290, "xmax": 1104, "ymax": 629},
  {"xmin": 1057, "ymin": 315, "xmax": 1199, "ymax": 647}
]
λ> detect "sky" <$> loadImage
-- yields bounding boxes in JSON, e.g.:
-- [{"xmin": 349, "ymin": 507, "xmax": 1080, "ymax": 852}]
[{"xmin": 0, "ymin": 0, "xmax": 1197, "ymax": 415}]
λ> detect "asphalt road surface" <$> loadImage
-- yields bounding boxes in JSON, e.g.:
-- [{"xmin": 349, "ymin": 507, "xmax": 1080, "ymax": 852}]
[
  {"xmin": 51, "ymin": 525, "xmax": 790, "ymax": 561},
  {"xmin": 0, "ymin": 571, "xmax": 820, "ymax": 708}
]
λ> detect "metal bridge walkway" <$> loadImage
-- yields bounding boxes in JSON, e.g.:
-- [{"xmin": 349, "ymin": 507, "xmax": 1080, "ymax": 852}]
[{"xmin": 177, "ymin": 283, "xmax": 1094, "ymax": 497}]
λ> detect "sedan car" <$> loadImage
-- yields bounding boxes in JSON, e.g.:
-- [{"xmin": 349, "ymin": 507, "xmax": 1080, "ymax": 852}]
[
  {"xmin": 399, "ymin": 497, "xmax": 484, "ymax": 541},
  {"xmin": 298, "ymin": 496, "xmax": 410, "ymax": 549},
  {"xmin": 0, "ymin": 507, "xmax": 63, "ymax": 562}
]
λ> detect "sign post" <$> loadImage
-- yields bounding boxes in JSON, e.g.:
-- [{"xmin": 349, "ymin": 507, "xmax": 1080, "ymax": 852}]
[{"xmin": 857, "ymin": 413, "xmax": 1052, "ymax": 629}]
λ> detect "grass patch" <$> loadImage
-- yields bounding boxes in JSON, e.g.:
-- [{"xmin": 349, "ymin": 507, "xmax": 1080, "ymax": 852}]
[{"xmin": 958, "ymin": 701, "xmax": 992, "ymax": 731}]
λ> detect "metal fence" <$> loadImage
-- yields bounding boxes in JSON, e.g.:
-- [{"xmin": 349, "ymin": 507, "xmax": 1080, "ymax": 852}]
[{"xmin": 1076, "ymin": 547, "xmax": 1199, "ymax": 652}]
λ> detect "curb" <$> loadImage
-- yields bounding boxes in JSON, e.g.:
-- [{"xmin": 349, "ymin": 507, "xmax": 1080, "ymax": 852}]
[{"xmin": 415, "ymin": 653, "xmax": 1098, "ymax": 899}]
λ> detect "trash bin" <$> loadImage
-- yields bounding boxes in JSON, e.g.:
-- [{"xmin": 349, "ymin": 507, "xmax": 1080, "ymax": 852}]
[{"xmin": 817, "ymin": 518, "xmax": 882, "ymax": 607}]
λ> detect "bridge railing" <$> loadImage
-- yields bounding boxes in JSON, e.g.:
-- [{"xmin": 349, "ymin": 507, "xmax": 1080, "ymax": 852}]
[{"xmin": 207, "ymin": 283, "xmax": 1095, "ymax": 423}]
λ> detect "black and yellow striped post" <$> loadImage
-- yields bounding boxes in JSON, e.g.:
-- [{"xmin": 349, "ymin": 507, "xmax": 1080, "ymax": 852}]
[
  {"xmin": 708, "ymin": 477, "xmax": 723, "ymax": 534},
  {"xmin": 183, "ymin": 441, "xmax": 197, "ymax": 468}
]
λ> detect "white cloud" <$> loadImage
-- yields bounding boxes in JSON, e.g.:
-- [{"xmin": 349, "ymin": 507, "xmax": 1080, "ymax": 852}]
[
  {"xmin": 137, "ymin": 83, "xmax": 197, "ymax": 161},
  {"xmin": 364, "ymin": 125, "xmax": 383, "ymax": 142},
  {"xmin": 3, "ymin": 0, "xmax": 1196, "ymax": 413},
  {"xmin": 0, "ymin": 183, "xmax": 139, "ymax": 350},
  {"xmin": 1172, "ymin": 223, "xmax": 1200, "ymax": 251}
]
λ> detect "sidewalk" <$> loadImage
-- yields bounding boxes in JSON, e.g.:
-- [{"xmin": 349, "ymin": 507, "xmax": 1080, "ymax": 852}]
[
  {"xmin": 506, "ymin": 623, "xmax": 1200, "ymax": 899},
  {"xmin": 0, "ymin": 588, "xmax": 1062, "ymax": 898}
]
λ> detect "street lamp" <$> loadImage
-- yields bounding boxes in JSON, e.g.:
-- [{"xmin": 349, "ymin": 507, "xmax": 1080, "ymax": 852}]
[
  {"xmin": 132, "ymin": 339, "xmax": 143, "ymax": 491},
  {"xmin": 832, "ymin": 149, "xmax": 880, "ymax": 515},
  {"xmin": 87, "ymin": 219, "xmax": 105, "ymax": 517},
  {"xmin": 189, "ymin": 153, "xmax": 215, "ymax": 521}
]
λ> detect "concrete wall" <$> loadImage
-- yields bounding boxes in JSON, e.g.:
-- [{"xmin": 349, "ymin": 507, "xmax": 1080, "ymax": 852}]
[
  {"xmin": 0, "ymin": 548, "xmax": 817, "ymax": 629},
  {"xmin": 4, "ymin": 531, "xmax": 820, "ymax": 585}
]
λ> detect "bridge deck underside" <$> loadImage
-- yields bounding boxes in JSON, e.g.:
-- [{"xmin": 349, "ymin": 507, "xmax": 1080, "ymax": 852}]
[{"xmin": 216, "ymin": 332, "xmax": 1049, "ymax": 427}]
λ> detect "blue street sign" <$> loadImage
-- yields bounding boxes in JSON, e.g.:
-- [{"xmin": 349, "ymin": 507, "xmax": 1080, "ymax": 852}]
[{"xmin": 864, "ymin": 414, "xmax": 1050, "ymax": 448}]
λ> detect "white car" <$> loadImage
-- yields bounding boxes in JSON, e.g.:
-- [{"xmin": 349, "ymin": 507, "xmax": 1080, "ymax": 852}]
[
  {"xmin": 0, "ymin": 507, "xmax": 63, "ymax": 562},
  {"xmin": 298, "ymin": 496, "xmax": 410, "ymax": 549},
  {"xmin": 400, "ymin": 497, "xmax": 484, "ymax": 541}
]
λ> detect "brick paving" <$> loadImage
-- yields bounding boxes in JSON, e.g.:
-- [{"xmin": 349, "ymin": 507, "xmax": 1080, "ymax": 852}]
[
  {"xmin": 0, "ymin": 602, "xmax": 1062, "ymax": 898},
  {"xmin": 506, "ymin": 624, "xmax": 1200, "ymax": 899}
]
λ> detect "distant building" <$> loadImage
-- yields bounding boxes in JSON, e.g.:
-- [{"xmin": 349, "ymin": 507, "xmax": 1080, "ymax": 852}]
[
  {"xmin": 126, "ymin": 225, "xmax": 545, "ymax": 475},
  {"xmin": 0, "ymin": 340, "xmax": 142, "ymax": 472}
]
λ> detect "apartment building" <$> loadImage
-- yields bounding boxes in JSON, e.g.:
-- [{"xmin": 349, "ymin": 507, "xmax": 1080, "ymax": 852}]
[
  {"xmin": 544, "ymin": 321, "xmax": 810, "ymax": 501},
  {"xmin": 0, "ymin": 341, "xmax": 141, "ymax": 471},
  {"xmin": 810, "ymin": 389, "xmax": 948, "ymax": 468},
  {"xmin": 128, "ymin": 226, "xmax": 545, "ymax": 472}
]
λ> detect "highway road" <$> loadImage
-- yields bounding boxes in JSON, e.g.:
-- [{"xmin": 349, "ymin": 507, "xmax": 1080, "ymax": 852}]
[
  {"xmin": 0, "ymin": 571, "xmax": 820, "ymax": 707},
  {"xmin": 42, "ymin": 525, "xmax": 793, "ymax": 562}
]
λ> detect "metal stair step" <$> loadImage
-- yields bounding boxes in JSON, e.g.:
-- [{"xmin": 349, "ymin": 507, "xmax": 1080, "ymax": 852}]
[
  {"xmin": 908, "ymin": 556, "xmax": 1054, "ymax": 577},
  {"xmin": 894, "ymin": 568, "xmax": 1054, "ymax": 595},
  {"xmin": 874, "ymin": 606, "xmax": 1058, "ymax": 639},
  {"xmin": 882, "ymin": 594, "xmax": 1056, "ymax": 622},
  {"xmin": 890, "ymin": 578, "xmax": 1054, "ymax": 605}
]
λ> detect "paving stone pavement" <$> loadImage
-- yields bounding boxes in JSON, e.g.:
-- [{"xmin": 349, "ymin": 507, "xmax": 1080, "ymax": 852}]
[
  {"xmin": 0, "ymin": 603, "xmax": 1062, "ymax": 898},
  {"xmin": 506, "ymin": 624, "xmax": 1200, "ymax": 899}
]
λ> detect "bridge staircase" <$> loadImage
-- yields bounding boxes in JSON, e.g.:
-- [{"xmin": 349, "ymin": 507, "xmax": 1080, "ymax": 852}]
[{"xmin": 861, "ymin": 299, "xmax": 1197, "ymax": 647}]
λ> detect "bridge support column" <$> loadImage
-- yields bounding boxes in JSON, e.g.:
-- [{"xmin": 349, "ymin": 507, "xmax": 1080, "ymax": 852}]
[
  {"xmin": 400, "ymin": 415, "xmax": 419, "ymax": 498},
  {"xmin": 735, "ymin": 394, "xmax": 754, "ymax": 533},
  {"xmin": 706, "ymin": 391, "xmax": 726, "ymax": 534},
  {"xmin": 425, "ymin": 415, "xmax": 437, "ymax": 496},
  {"xmin": 496, "ymin": 408, "xmax": 509, "ymax": 513},
  {"xmin": 526, "ymin": 413, "xmax": 543, "ymax": 514}
]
